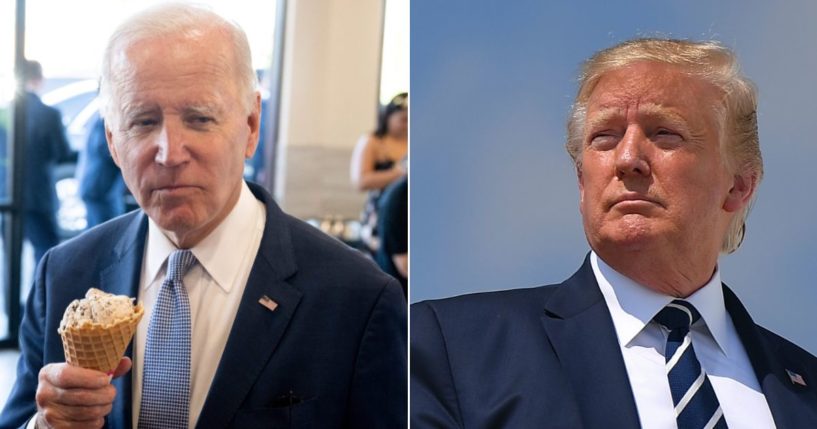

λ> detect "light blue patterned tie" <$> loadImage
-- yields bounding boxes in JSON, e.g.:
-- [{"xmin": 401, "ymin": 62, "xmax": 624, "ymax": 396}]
[
  {"xmin": 139, "ymin": 249, "xmax": 197, "ymax": 429},
  {"xmin": 654, "ymin": 300, "xmax": 727, "ymax": 429}
]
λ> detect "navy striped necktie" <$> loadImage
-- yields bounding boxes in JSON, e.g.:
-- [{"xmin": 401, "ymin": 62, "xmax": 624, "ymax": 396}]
[
  {"xmin": 653, "ymin": 300, "xmax": 727, "ymax": 429},
  {"xmin": 139, "ymin": 249, "xmax": 197, "ymax": 429}
]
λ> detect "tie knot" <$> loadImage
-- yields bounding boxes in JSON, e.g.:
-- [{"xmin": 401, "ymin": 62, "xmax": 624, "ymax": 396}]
[
  {"xmin": 166, "ymin": 249, "xmax": 197, "ymax": 283},
  {"xmin": 653, "ymin": 300, "xmax": 701, "ymax": 332}
]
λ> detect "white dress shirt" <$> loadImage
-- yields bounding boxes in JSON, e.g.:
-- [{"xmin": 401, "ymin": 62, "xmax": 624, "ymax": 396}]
[
  {"xmin": 132, "ymin": 182, "xmax": 266, "ymax": 428},
  {"xmin": 591, "ymin": 251, "xmax": 776, "ymax": 428}
]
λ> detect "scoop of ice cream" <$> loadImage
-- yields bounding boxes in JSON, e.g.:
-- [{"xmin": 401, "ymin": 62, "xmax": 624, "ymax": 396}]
[{"xmin": 60, "ymin": 288, "xmax": 137, "ymax": 330}]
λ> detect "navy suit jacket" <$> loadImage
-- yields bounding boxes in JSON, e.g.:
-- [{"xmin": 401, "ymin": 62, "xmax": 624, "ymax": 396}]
[
  {"xmin": 1, "ymin": 182, "xmax": 407, "ymax": 429},
  {"xmin": 78, "ymin": 116, "xmax": 126, "ymax": 227},
  {"xmin": 411, "ymin": 255, "xmax": 817, "ymax": 428}
]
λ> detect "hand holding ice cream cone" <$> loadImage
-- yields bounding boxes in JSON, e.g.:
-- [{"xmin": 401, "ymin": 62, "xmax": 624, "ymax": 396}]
[
  {"xmin": 31, "ymin": 289, "xmax": 142, "ymax": 428},
  {"xmin": 35, "ymin": 357, "xmax": 132, "ymax": 429}
]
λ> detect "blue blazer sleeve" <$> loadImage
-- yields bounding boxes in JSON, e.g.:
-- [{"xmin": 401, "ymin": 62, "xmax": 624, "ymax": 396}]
[
  {"xmin": 346, "ymin": 278, "xmax": 407, "ymax": 428},
  {"xmin": 0, "ymin": 253, "xmax": 51, "ymax": 429},
  {"xmin": 79, "ymin": 118, "xmax": 119, "ymax": 201},
  {"xmin": 410, "ymin": 301, "xmax": 463, "ymax": 429}
]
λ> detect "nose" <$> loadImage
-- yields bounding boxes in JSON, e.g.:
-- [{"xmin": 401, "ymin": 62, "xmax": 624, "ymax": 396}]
[
  {"xmin": 614, "ymin": 125, "xmax": 651, "ymax": 178},
  {"xmin": 154, "ymin": 119, "xmax": 190, "ymax": 167}
]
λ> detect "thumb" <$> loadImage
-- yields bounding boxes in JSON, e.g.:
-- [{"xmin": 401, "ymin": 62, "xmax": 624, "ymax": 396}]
[{"xmin": 111, "ymin": 357, "xmax": 132, "ymax": 379}]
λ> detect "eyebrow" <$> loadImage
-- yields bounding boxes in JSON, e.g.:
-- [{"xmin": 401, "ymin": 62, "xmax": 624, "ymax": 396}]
[
  {"xmin": 585, "ymin": 104, "xmax": 691, "ymax": 132},
  {"xmin": 120, "ymin": 102, "xmax": 223, "ymax": 119},
  {"xmin": 121, "ymin": 102, "xmax": 160, "ymax": 119},
  {"xmin": 638, "ymin": 104, "xmax": 691, "ymax": 129},
  {"xmin": 181, "ymin": 104, "xmax": 223, "ymax": 117}
]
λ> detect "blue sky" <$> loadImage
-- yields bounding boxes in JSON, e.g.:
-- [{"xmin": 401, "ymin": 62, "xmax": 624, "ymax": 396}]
[{"xmin": 410, "ymin": 0, "xmax": 817, "ymax": 354}]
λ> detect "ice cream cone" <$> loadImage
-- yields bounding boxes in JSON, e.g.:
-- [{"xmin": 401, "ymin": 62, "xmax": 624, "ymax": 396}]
[{"xmin": 59, "ymin": 304, "xmax": 144, "ymax": 373}]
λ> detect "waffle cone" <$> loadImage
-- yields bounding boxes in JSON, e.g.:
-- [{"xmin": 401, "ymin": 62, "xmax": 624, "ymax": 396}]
[{"xmin": 59, "ymin": 304, "xmax": 144, "ymax": 373}]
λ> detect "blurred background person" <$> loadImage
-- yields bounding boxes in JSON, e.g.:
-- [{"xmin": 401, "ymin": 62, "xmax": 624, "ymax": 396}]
[
  {"xmin": 350, "ymin": 92, "xmax": 407, "ymax": 253},
  {"xmin": 376, "ymin": 175, "xmax": 408, "ymax": 295},
  {"xmin": 77, "ymin": 115, "xmax": 126, "ymax": 228},
  {"xmin": 21, "ymin": 59, "xmax": 73, "ymax": 264}
]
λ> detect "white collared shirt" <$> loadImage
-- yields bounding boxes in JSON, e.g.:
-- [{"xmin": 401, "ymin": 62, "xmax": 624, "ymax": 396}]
[
  {"xmin": 132, "ymin": 182, "xmax": 266, "ymax": 428},
  {"xmin": 591, "ymin": 251, "xmax": 776, "ymax": 428}
]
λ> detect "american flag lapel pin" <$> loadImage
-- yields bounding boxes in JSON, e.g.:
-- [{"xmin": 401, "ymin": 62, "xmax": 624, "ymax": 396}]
[
  {"xmin": 786, "ymin": 369, "xmax": 807, "ymax": 387},
  {"xmin": 259, "ymin": 295, "xmax": 279, "ymax": 312}
]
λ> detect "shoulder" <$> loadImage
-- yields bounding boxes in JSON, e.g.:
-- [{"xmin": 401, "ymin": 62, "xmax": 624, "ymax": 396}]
[
  {"xmin": 28, "ymin": 95, "xmax": 61, "ymax": 120},
  {"xmin": 45, "ymin": 211, "xmax": 140, "ymax": 268},
  {"xmin": 412, "ymin": 285, "xmax": 559, "ymax": 339},
  {"xmin": 752, "ymin": 324, "xmax": 817, "ymax": 395},
  {"xmin": 37, "ymin": 104, "xmax": 64, "ymax": 130},
  {"xmin": 44, "ymin": 103, "xmax": 62, "ymax": 119},
  {"xmin": 724, "ymin": 284, "xmax": 817, "ymax": 367},
  {"xmin": 283, "ymin": 212, "xmax": 398, "ymax": 295},
  {"xmin": 755, "ymin": 324, "xmax": 817, "ymax": 367},
  {"xmin": 356, "ymin": 133, "xmax": 382, "ymax": 152},
  {"xmin": 411, "ymin": 285, "xmax": 565, "ymax": 406},
  {"xmin": 415, "ymin": 285, "xmax": 559, "ymax": 312}
]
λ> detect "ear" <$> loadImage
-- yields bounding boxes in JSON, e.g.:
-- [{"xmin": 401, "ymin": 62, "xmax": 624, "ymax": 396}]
[
  {"xmin": 576, "ymin": 161, "xmax": 585, "ymax": 208},
  {"xmin": 105, "ymin": 120, "xmax": 122, "ymax": 168},
  {"xmin": 244, "ymin": 92, "xmax": 262, "ymax": 159},
  {"xmin": 723, "ymin": 171, "xmax": 757, "ymax": 213}
]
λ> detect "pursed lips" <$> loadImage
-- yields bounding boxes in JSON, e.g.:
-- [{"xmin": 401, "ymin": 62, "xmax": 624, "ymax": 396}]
[
  {"xmin": 153, "ymin": 184, "xmax": 198, "ymax": 192},
  {"xmin": 608, "ymin": 193, "xmax": 664, "ymax": 209}
]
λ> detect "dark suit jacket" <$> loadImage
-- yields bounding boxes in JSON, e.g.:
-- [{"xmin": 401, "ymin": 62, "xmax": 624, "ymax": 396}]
[
  {"xmin": 78, "ymin": 116, "xmax": 125, "ymax": 227},
  {"xmin": 0, "ymin": 182, "xmax": 407, "ymax": 429},
  {"xmin": 22, "ymin": 91, "xmax": 71, "ymax": 214},
  {"xmin": 411, "ymin": 255, "xmax": 817, "ymax": 428}
]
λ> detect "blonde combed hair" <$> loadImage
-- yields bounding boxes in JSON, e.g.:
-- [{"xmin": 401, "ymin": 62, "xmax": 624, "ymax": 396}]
[{"xmin": 566, "ymin": 38, "xmax": 762, "ymax": 254}]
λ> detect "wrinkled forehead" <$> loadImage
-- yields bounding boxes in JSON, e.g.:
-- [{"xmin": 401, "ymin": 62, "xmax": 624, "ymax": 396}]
[
  {"xmin": 109, "ymin": 29, "xmax": 238, "ymax": 94},
  {"xmin": 108, "ymin": 33, "xmax": 242, "ymax": 116},
  {"xmin": 588, "ymin": 62, "xmax": 718, "ymax": 104},
  {"xmin": 583, "ymin": 62, "xmax": 725, "ymax": 126}
]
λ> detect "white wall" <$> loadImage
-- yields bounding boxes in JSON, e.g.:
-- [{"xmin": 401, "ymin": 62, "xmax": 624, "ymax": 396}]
[{"xmin": 275, "ymin": 0, "xmax": 385, "ymax": 219}]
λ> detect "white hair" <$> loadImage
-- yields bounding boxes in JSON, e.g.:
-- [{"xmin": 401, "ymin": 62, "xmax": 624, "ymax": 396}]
[{"xmin": 99, "ymin": 2, "xmax": 257, "ymax": 122}]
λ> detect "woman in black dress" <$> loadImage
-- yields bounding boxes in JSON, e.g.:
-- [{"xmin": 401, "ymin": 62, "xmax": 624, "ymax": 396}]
[{"xmin": 350, "ymin": 93, "xmax": 408, "ymax": 253}]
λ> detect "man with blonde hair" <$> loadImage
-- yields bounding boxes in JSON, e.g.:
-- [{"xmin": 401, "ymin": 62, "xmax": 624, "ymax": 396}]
[
  {"xmin": 411, "ymin": 38, "xmax": 817, "ymax": 428},
  {"xmin": 1, "ymin": 4, "xmax": 406, "ymax": 429}
]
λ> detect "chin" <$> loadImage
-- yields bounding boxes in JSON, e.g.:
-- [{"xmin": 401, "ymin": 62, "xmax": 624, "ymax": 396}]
[
  {"xmin": 593, "ymin": 220, "xmax": 659, "ymax": 252},
  {"xmin": 148, "ymin": 207, "xmax": 202, "ymax": 233}
]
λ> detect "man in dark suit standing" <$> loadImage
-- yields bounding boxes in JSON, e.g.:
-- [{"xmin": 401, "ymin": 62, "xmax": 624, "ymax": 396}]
[
  {"xmin": 411, "ymin": 38, "xmax": 817, "ymax": 428},
  {"xmin": 0, "ymin": 4, "xmax": 405, "ymax": 429},
  {"xmin": 78, "ymin": 115, "xmax": 126, "ymax": 228},
  {"xmin": 21, "ymin": 60, "xmax": 72, "ymax": 264}
]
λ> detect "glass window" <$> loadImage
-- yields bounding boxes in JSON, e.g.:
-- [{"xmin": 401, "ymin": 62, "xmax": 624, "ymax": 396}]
[
  {"xmin": 380, "ymin": 0, "xmax": 409, "ymax": 104},
  {"xmin": 0, "ymin": 0, "xmax": 15, "ymax": 343}
]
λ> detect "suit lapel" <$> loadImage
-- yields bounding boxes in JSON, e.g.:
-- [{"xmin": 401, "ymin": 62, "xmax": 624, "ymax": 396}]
[
  {"xmin": 540, "ymin": 255, "xmax": 641, "ymax": 428},
  {"xmin": 197, "ymin": 183, "xmax": 302, "ymax": 428},
  {"xmin": 724, "ymin": 286, "xmax": 817, "ymax": 428},
  {"xmin": 99, "ymin": 212, "xmax": 149, "ymax": 429}
]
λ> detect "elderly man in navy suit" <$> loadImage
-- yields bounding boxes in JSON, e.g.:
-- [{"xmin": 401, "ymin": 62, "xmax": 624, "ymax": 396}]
[
  {"xmin": 411, "ymin": 38, "xmax": 817, "ymax": 428},
  {"xmin": 0, "ymin": 4, "xmax": 405, "ymax": 429}
]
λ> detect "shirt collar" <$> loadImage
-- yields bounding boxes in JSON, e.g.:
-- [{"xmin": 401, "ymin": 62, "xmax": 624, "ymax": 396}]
[
  {"xmin": 145, "ymin": 181, "xmax": 262, "ymax": 293},
  {"xmin": 591, "ymin": 251, "xmax": 732, "ymax": 357}
]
